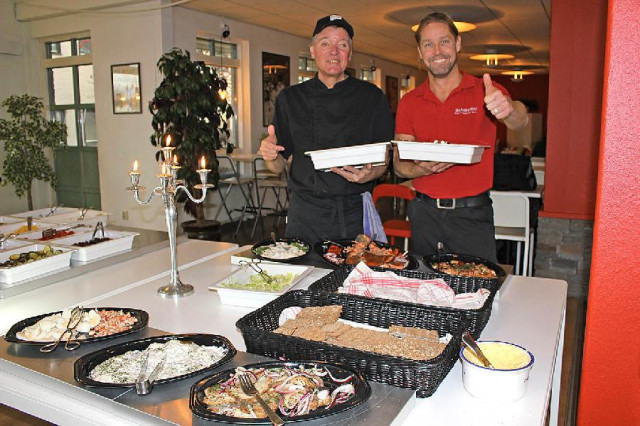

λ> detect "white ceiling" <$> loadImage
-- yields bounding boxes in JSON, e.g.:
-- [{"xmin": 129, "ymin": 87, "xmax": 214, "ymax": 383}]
[{"xmin": 178, "ymin": 0, "xmax": 551, "ymax": 75}]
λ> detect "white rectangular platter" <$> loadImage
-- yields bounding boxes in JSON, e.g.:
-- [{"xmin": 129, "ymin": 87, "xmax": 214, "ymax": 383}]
[
  {"xmin": 51, "ymin": 230, "xmax": 138, "ymax": 262},
  {"xmin": 209, "ymin": 263, "xmax": 313, "ymax": 308},
  {"xmin": 0, "ymin": 216, "xmax": 23, "ymax": 226},
  {"xmin": 305, "ymin": 142, "xmax": 390, "ymax": 170},
  {"xmin": 0, "ymin": 244, "xmax": 74, "ymax": 284},
  {"xmin": 0, "ymin": 239, "xmax": 31, "ymax": 253},
  {"xmin": 0, "ymin": 220, "xmax": 57, "ymax": 237},
  {"xmin": 12, "ymin": 225, "xmax": 94, "ymax": 242},
  {"xmin": 43, "ymin": 210, "xmax": 110, "ymax": 227},
  {"xmin": 394, "ymin": 141, "xmax": 487, "ymax": 164},
  {"xmin": 9, "ymin": 207, "xmax": 78, "ymax": 220}
]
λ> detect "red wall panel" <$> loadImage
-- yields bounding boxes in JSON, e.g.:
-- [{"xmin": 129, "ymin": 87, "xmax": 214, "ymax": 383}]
[
  {"xmin": 545, "ymin": 0, "xmax": 607, "ymax": 219},
  {"xmin": 578, "ymin": 0, "xmax": 640, "ymax": 424}
]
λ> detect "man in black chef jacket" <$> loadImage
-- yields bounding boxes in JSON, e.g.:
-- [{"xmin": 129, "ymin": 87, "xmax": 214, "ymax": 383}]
[{"xmin": 259, "ymin": 14, "xmax": 394, "ymax": 245}]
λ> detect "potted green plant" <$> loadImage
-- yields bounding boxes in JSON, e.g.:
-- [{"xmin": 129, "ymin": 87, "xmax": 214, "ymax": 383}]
[
  {"xmin": 0, "ymin": 94, "xmax": 67, "ymax": 211},
  {"xmin": 149, "ymin": 48, "xmax": 234, "ymax": 239}
]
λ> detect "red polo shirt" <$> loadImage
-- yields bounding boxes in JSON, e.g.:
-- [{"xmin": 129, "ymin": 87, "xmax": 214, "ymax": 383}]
[{"xmin": 395, "ymin": 72, "xmax": 508, "ymax": 199}]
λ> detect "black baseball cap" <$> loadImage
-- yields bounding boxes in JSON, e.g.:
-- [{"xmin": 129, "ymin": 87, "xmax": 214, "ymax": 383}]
[{"xmin": 312, "ymin": 15, "xmax": 354, "ymax": 39}]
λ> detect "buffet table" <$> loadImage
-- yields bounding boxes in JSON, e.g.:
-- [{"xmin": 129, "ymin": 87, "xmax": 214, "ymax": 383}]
[{"xmin": 0, "ymin": 239, "xmax": 567, "ymax": 425}]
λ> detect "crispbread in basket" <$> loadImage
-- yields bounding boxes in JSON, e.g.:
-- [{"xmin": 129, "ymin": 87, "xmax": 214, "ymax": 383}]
[
  {"xmin": 235, "ymin": 290, "xmax": 467, "ymax": 398},
  {"xmin": 307, "ymin": 265, "xmax": 497, "ymax": 338}
]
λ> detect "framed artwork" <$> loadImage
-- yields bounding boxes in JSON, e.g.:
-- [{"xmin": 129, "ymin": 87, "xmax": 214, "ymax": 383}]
[
  {"xmin": 385, "ymin": 75, "xmax": 399, "ymax": 114},
  {"xmin": 262, "ymin": 52, "xmax": 290, "ymax": 126},
  {"xmin": 111, "ymin": 63, "xmax": 141, "ymax": 114}
]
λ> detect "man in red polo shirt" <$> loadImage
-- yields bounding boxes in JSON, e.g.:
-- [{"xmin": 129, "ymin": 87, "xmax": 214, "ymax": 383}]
[{"xmin": 394, "ymin": 12, "xmax": 528, "ymax": 261}]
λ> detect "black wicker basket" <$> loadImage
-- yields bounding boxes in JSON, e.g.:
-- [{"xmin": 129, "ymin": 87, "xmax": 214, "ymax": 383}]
[
  {"xmin": 235, "ymin": 290, "xmax": 468, "ymax": 398},
  {"xmin": 307, "ymin": 265, "xmax": 497, "ymax": 339}
]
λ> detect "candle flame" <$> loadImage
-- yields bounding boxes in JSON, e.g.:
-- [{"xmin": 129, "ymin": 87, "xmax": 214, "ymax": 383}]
[
  {"xmin": 166, "ymin": 135, "xmax": 172, "ymax": 147},
  {"xmin": 200, "ymin": 156, "xmax": 206, "ymax": 169},
  {"xmin": 133, "ymin": 160, "xmax": 138, "ymax": 172}
]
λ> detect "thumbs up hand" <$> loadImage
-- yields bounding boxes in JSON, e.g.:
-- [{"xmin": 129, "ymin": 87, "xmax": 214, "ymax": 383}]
[
  {"xmin": 259, "ymin": 124, "xmax": 284, "ymax": 161},
  {"xmin": 483, "ymin": 73, "xmax": 513, "ymax": 120}
]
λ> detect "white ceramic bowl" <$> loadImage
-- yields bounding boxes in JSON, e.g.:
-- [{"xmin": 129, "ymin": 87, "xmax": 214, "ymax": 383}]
[{"xmin": 460, "ymin": 341, "xmax": 534, "ymax": 402}]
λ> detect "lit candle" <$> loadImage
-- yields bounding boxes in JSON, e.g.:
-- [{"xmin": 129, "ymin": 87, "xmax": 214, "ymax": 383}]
[
  {"xmin": 166, "ymin": 135, "xmax": 172, "ymax": 147},
  {"xmin": 172, "ymin": 154, "xmax": 178, "ymax": 166},
  {"xmin": 199, "ymin": 156, "xmax": 206, "ymax": 170},
  {"xmin": 161, "ymin": 162, "xmax": 167, "ymax": 176},
  {"xmin": 132, "ymin": 160, "xmax": 139, "ymax": 173}
]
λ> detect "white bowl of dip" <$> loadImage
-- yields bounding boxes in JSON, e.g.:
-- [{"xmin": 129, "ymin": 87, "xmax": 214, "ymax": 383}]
[{"xmin": 460, "ymin": 341, "xmax": 534, "ymax": 402}]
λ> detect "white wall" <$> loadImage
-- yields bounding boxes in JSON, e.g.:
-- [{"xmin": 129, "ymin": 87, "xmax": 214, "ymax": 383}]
[
  {"xmin": 0, "ymin": 1, "xmax": 55, "ymax": 215},
  {"xmin": 4, "ymin": 2, "xmax": 425, "ymax": 229}
]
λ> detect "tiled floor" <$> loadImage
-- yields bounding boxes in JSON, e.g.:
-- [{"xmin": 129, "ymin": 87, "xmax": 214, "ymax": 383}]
[{"xmin": 0, "ymin": 215, "xmax": 586, "ymax": 425}]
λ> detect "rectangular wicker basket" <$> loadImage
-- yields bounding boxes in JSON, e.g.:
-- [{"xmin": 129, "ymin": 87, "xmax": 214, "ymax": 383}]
[
  {"xmin": 307, "ymin": 265, "xmax": 497, "ymax": 339},
  {"xmin": 235, "ymin": 290, "xmax": 468, "ymax": 398}
]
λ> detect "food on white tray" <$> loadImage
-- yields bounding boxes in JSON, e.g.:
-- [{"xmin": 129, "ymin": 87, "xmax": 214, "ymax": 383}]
[
  {"xmin": 75, "ymin": 237, "xmax": 113, "ymax": 247},
  {"xmin": 17, "ymin": 309, "xmax": 138, "ymax": 342},
  {"xmin": 0, "ymin": 245, "xmax": 63, "ymax": 268},
  {"xmin": 220, "ymin": 272, "xmax": 299, "ymax": 292},
  {"xmin": 202, "ymin": 365, "xmax": 356, "ymax": 418},
  {"xmin": 89, "ymin": 340, "xmax": 228, "ymax": 383},
  {"xmin": 254, "ymin": 241, "xmax": 308, "ymax": 259},
  {"xmin": 323, "ymin": 235, "xmax": 409, "ymax": 269}
]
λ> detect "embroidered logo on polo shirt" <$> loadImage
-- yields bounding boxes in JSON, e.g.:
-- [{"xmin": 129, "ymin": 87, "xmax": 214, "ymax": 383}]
[{"xmin": 454, "ymin": 107, "xmax": 478, "ymax": 115}]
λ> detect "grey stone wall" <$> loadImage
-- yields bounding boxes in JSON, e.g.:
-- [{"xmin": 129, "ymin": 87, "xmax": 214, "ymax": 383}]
[{"xmin": 535, "ymin": 217, "xmax": 593, "ymax": 298}]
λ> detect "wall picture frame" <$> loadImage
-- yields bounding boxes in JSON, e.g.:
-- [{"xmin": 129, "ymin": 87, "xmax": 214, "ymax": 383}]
[
  {"xmin": 385, "ymin": 75, "xmax": 399, "ymax": 114},
  {"xmin": 111, "ymin": 63, "xmax": 141, "ymax": 114},
  {"xmin": 262, "ymin": 52, "xmax": 290, "ymax": 126}
]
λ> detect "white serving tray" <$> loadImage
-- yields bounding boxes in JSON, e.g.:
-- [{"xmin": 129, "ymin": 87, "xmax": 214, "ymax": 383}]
[
  {"xmin": 0, "ymin": 216, "xmax": 23, "ymax": 226},
  {"xmin": 305, "ymin": 142, "xmax": 390, "ymax": 171},
  {"xmin": 13, "ymin": 225, "xmax": 94, "ymax": 242},
  {"xmin": 0, "ymin": 244, "xmax": 74, "ymax": 284},
  {"xmin": 0, "ymin": 220, "xmax": 57, "ymax": 237},
  {"xmin": 52, "ymin": 230, "xmax": 138, "ymax": 262},
  {"xmin": 10, "ymin": 207, "xmax": 78, "ymax": 219},
  {"xmin": 394, "ymin": 141, "xmax": 487, "ymax": 164},
  {"xmin": 209, "ymin": 263, "xmax": 313, "ymax": 308},
  {"xmin": 0, "ymin": 239, "xmax": 31, "ymax": 253},
  {"xmin": 44, "ymin": 210, "xmax": 110, "ymax": 227}
]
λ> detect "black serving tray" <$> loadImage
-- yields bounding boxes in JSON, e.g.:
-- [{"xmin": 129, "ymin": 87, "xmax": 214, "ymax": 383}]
[
  {"xmin": 313, "ymin": 239, "xmax": 418, "ymax": 270},
  {"xmin": 424, "ymin": 252, "xmax": 506, "ymax": 281},
  {"xmin": 190, "ymin": 360, "xmax": 371, "ymax": 424},
  {"xmin": 4, "ymin": 307, "xmax": 149, "ymax": 345},
  {"xmin": 251, "ymin": 238, "xmax": 311, "ymax": 263},
  {"xmin": 74, "ymin": 333, "xmax": 236, "ymax": 388}
]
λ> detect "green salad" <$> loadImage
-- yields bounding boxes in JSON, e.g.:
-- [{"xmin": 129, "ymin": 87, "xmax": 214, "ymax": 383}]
[{"xmin": 220, "ymin": 272, "xmax": 299, "ymax": 292}]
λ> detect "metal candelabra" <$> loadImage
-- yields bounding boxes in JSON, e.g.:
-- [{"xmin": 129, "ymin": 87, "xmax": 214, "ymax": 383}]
[{"xmin": 127, "ymin": 142, "xmax": 212, "ymax": 297}]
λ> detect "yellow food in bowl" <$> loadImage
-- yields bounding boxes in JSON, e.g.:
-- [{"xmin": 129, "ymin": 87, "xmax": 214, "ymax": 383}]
[{"xmin": 463, "ymin": 342, "xmax": 530, "ymax": 370}]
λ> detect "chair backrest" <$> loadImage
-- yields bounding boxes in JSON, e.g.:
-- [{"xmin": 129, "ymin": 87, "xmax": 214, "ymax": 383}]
[
  {"xmin": 253, "ymin": 157, "xmax": 289, "ymax": 183},
  {"xmin": 216, "ymin": 155, "xmax": 240, "ymax": 180},
  {"xmin": 372, "ymin": 183, "xmax": 416, "ymax": 205},
  {"xmin": 490, "ymin": 192, "xmax": 530, "ymax": 229}
]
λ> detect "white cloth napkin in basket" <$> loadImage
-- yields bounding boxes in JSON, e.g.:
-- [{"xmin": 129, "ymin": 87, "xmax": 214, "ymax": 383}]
[{"xmin": 338, "ymin": 262, "xmax": 489, "ymax": 309}]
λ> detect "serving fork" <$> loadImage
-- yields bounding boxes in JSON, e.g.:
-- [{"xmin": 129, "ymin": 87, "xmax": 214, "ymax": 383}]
[
  {"xmin": 238, "ymin": 373, "xmax": 284, "ymax": 425},
  {"xmin": 40, "ymin": 306, "xmax": 83, "ymax": 353}
]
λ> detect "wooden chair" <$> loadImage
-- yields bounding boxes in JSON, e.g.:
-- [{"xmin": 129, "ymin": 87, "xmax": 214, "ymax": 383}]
[{"xmin": 372, "ymin": 183, "xmax": 416, "ymax": 250}]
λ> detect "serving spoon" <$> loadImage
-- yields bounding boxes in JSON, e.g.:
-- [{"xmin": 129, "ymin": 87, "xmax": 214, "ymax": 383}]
[{"xmin": 462, "ymin": 331, "xmax": 495, "ymax": 369}]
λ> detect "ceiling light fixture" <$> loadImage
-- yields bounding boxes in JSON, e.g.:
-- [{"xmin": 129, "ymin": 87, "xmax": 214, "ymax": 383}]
[
  {"xmin": 411, "ymin": 21, "xmax": 477, "ymax": 33},
  {"xmin": 501, "ymin": 70, "xmax": 534, "ymax": 82},
  {"xmin": 470, "ymin": 54, "xmax": 515, "ymax": 67}
]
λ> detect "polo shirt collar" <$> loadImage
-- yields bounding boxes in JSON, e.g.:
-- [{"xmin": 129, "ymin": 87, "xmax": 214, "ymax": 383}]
[{"xmin": 420, "ymin": 71, "xmax": 475, "ymax": 103}]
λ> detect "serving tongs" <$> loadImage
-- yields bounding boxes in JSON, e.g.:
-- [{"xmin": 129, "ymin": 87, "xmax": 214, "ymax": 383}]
[
  {"xmin": 0, "ymin": 233, "xmax": 16, "ymax": 250},
  {"xmin": 78, "ymin": 206, "xmax": 92, "ymax": 221},
  {"xmin": 40, "ymin": 306, "xmax": 84, "ymax": 353},
  {"xmin": 239, "ymin": 259, "xmax": 275, "ymax": 284},
  {"xmin": 45, "ymin": 205, "xmax": 62, "ymax": 217},
  {"xmin": 135, "ymin": 348, "xmax": 166, "ymax": 395},
  {"xmin": 91, "ymin": 221, "xmax": 105, "ymax": 240}
]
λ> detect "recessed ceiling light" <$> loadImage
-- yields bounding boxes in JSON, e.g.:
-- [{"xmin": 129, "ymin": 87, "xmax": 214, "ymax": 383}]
[
  {"xmin": 470, "ymin": 54, "xmax": 515, "ymax": 67},
  {"xmin": 501, "ymin": 70, "xmax": 535, "ymax": 81}
]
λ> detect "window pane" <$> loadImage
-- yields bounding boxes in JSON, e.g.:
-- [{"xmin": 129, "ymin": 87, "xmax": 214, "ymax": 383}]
[
  {"xmin": 46, "ymin": 40, "xmax": 72, "ymax": 59},
  {"xmin": 79, "ymin": 109, "xmax": 97, "ymax": 146},
  {"xmin": 76, "ymin": 38, "xmax": 92, "ymax": 55},
  {"xmin": 78, "ymin": 65, "xmax": 95, "ymax": 104},
  {"xmin": 51, "ymin": 67, "xmax": 75, "ymax": 105},
  {"xmin": 213, "ymin": 66, "xmax": 237, "ymax": 147},
  {"xmin": 307, "ymin": 60, "xmax": 317, "ymax": 72},
  {"xmin": 51, "ymin": 110, "xmax": 77, "ymax": 146},
  {"xmin": 196, "ymin": 38, "xmax": 211, "ymax": 56}
]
